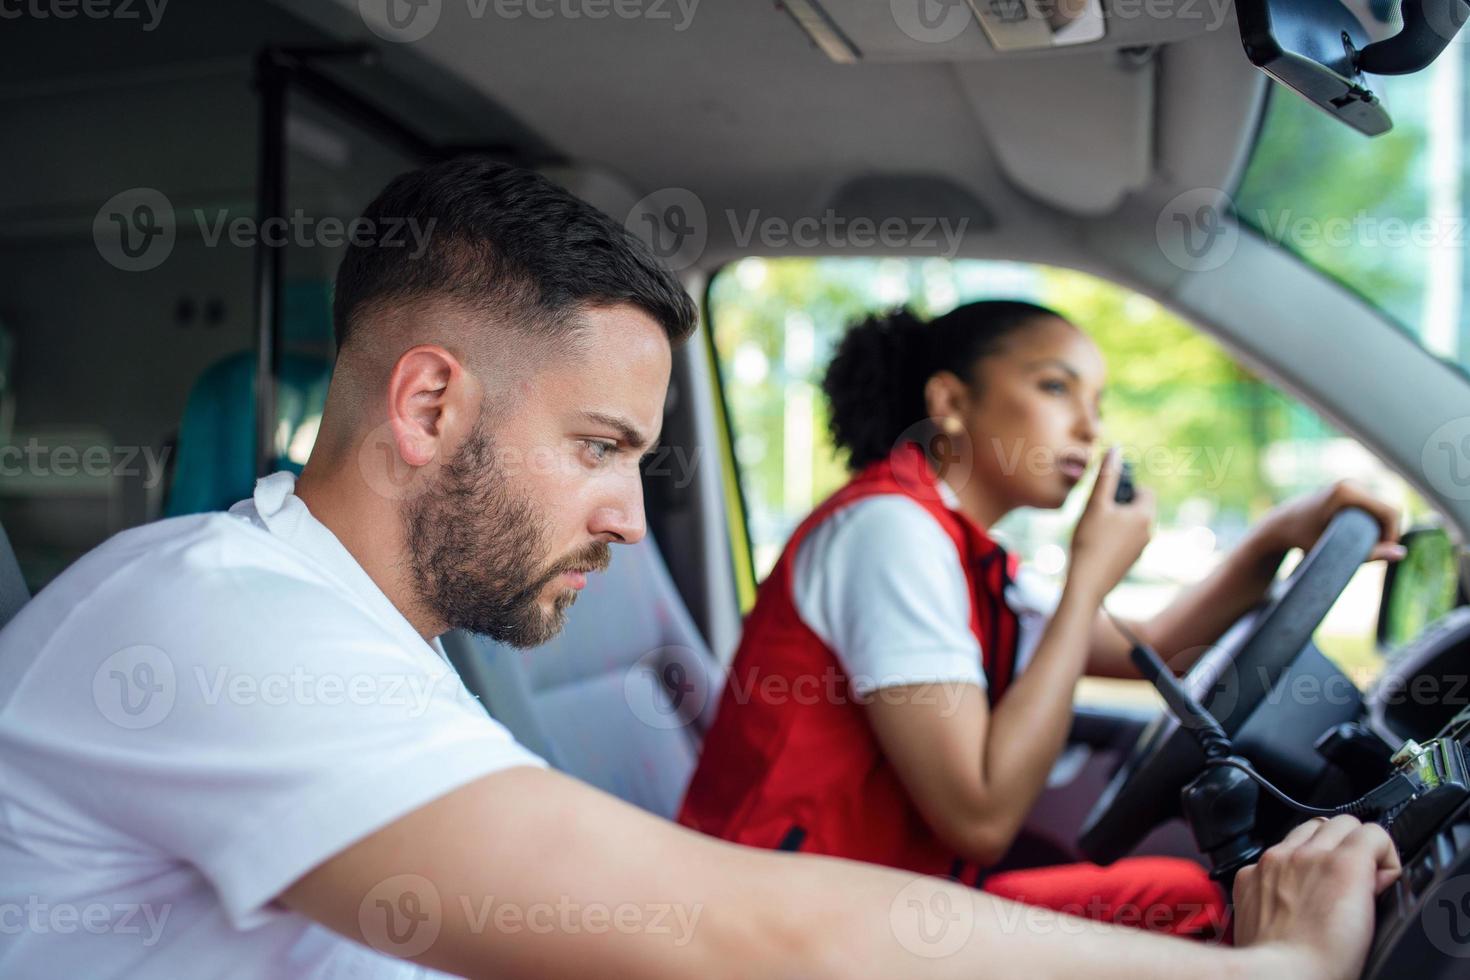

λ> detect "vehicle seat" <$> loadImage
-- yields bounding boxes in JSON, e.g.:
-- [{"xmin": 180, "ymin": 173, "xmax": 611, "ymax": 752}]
[
  {"xmin": 164, "ymin": 281, "xmax": 334, "ymax": 516},
  {"xmin": 442, "ymin": 535, "xmax": 722, "ymax": 819},
  {"xmin": 164, "ymin": 353, "xmax": 331, "ymax": 516},
  {"xmin": 0, "ymin": 521, "xmax": 29, "ymax": 629}
]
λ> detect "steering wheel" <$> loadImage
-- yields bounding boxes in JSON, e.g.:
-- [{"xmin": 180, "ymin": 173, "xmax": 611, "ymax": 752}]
[{"xmin": 1078, "ymin": 507, "xmax": 1382, "ymax": 865}]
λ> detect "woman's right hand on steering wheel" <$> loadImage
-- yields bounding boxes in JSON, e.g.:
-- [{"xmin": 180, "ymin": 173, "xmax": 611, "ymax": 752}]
[{"xmin": 1068, "ymin": 446, "xmax": 1155, "ymax": 603}]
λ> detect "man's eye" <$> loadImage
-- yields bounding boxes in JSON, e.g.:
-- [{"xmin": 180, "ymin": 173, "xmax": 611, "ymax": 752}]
[
  {"xmin": 583, "ymin": 440, "xmax": 616, "ymax": 464},
  {"xmin": 1040, "ymin": 379, "xmax": 1069, "ymax": 395}
]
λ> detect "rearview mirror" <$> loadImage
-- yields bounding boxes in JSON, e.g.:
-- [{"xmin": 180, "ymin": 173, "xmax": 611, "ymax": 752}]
[
  {"xmin": 1378, "ymin": 525, "xmax": 1468, "ymax": 649},
  {"xmin": 1235, "ymin": 0, "xmax": 1470, "ymax": 136}
]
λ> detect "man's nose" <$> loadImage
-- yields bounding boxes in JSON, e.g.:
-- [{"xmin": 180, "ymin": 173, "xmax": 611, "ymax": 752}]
[{"xmin": 591, "ymin": 481, "xmax": 647, "ymax": 545}]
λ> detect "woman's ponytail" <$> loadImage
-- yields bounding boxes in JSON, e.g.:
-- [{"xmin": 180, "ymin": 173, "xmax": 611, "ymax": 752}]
[{"xmin": 821, "ymin": 309, "xmax": 932, "ymax": 472}]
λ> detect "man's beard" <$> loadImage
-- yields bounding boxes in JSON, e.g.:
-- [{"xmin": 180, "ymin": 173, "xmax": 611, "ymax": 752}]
[{"xmin": 403, "ymin": 414, "xmax": 611, "ymax": 647}]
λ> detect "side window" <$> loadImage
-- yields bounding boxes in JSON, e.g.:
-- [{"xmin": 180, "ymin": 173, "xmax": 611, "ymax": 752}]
[{"xmin": 707, "ymin": 257, "xmax": 1429, "ymax": 699}]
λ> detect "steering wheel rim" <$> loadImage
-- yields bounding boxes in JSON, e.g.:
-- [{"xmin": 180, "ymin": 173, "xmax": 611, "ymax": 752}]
[{"xmin": 1077, "ymin": 506, "xmax": 1382, "ymax": 865}]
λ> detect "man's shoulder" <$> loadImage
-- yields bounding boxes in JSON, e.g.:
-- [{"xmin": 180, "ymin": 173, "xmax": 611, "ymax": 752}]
[
  {"xmin": 3, "ymin": 511, "xmax": 360, "ymax": 648},
  {"xmin": 60, "ymin": 509, "xmax": 333, "ymax": 593}
]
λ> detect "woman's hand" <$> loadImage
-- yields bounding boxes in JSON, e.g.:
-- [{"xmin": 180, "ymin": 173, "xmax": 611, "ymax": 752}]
[
  {"xmin": 1068, "ymin": 446, "xmax": 1155, "ymax": 604},
  {"xmin": 1253, "ymin": 480, "xmax": 1406, "ymax": 564}
]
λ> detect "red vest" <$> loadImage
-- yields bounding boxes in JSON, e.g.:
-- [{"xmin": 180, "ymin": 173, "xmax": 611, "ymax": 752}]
[{"xmin": 678, "ymin": 443, "xmax": 1021, "ymax": 885}]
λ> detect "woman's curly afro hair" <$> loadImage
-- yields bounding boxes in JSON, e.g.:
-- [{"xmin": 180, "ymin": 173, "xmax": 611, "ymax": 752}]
[{"xmin": 821, "ymin": 300, "xmax": 1069, "ymax": 471}]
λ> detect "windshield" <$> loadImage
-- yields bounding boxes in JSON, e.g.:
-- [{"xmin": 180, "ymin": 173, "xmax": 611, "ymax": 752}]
[{"xmin": 1235, "ymin": 49, "xmax": 1469, "ymax": 373}]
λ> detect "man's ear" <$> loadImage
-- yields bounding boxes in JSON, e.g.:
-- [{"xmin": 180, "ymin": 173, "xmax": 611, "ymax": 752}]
[{"xmin": 386, "ymin": 345, "xmax": 476, "ymax": 467}]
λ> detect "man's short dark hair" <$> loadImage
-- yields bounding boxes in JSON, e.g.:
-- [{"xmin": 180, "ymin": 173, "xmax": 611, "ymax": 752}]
[{"xmin": 332, "ymin": 157, "xmax": 697, "ymax": 353}]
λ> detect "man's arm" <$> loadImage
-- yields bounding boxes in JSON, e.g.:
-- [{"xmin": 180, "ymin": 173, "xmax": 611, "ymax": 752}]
[{"xmin": 278, "ymin": 766, "xmax": 1391, "ymax": 980}]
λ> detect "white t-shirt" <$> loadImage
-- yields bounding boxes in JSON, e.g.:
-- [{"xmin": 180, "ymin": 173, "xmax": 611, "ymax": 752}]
[
  {"xmin": 0, "ymin": 472, "xmax": 545, "ymax": 979},
  {"xmin": 793, "ymin": 481, "xmax": 1060, "ymax": 697}
]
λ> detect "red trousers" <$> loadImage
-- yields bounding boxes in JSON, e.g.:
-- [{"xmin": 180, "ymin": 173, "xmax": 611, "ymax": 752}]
[{"xmin": 982, "ymin": 856, "xmax": 1229, "ymax": 940}]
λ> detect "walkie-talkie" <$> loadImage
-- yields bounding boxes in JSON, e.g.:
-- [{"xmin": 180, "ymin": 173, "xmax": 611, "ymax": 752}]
[{"xmin": 1114, "ymin": 460, "xmax": 1136, "ymax": 504}]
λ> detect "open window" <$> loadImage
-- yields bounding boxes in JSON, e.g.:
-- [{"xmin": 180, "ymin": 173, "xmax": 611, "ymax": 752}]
[{"xmin": 705, "ymin": 256, "xmax": 1435, "ymax": 704}]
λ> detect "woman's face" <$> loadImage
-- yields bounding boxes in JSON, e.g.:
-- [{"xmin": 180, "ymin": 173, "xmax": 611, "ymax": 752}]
[{"xmin": 938, "ymin": 316, "xmax": 1106, "ymax": 513}]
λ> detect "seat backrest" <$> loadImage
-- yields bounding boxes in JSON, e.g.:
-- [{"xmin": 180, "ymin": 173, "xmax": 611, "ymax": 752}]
[
  {"xmin": 0, "ymin": 521, "xmax": 28, "ymax": 629},
  {"xmin": 442, "ymin": 535, "xmax": 722, "ymax": 820},
  {"xmin": 164, "ymin": 352, "xmax": 332, "ymax": 517},
  {"xmin": 165, "ymin": 280, "xmax": 334, "ymax": 517}
]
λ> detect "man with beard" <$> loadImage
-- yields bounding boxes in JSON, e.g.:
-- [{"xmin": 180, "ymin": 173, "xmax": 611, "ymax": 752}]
[{"xmin": 0, "ymin": 158, "xmax": 1400, "ymax": 980}]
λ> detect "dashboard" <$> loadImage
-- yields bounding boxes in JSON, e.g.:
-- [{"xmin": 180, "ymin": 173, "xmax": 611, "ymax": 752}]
[{"xmin": 1363, "ymin": 608, "xmax": 1470, "ymax": 976}]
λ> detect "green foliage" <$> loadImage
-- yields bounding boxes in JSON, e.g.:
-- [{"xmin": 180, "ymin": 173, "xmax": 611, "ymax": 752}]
[
  {"xmin": 711, "ymin": 255, "xmax": 1396, "ymax": 585},
  {"xmin": 1236, "ymin": 80, "xmax": 1432, "ymax": 333}
]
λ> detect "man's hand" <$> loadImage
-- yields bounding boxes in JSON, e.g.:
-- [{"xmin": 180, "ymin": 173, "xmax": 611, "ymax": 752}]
[
  {"xmin": 1233, "ymin": 816, "xmax": 1402, "ymax": 980},
  {"xmin": 1256, "ymin": 481, "xmax": 1405, "ymax": 563}
]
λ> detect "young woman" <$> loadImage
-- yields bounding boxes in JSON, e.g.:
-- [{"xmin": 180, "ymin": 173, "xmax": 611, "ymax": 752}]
[{"xmin": 678, "ymin": 300, "xmax": 1403, "ymax": 938}]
